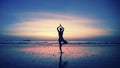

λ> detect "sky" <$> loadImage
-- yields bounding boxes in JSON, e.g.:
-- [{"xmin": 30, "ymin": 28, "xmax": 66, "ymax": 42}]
[{"xmin": 0, "ymin": 0, "xmax": 120, "ymax": 41}]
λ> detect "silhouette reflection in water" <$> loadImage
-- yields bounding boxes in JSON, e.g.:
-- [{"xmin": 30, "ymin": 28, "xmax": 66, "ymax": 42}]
[{"xmin": 58, "ymin": 53, "xmax": 68, "ymax": 68}]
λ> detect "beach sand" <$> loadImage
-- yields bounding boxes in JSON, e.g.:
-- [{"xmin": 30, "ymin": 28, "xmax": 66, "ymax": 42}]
[{"xmin": 0, "ymin": 43, "xmax": 120, "ymax": 68}]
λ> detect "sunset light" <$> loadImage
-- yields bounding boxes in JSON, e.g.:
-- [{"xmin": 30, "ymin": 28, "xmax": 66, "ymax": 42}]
[{"xmin": 4, "ymin": 12, "xmax": 110, "ymax": 40}]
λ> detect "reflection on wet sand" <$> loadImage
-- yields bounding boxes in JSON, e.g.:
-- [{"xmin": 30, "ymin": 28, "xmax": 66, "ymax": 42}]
[
  {"xmin": 0, "ymin": 44, "xmax": 119, "ymax": 68},
  {"xmin": 21, "ymin": 44, "xmax": 104, "ymax": 59},
  {"xmin": 59, "ymin": 53, "xmax": 68, "ymax": 68}
]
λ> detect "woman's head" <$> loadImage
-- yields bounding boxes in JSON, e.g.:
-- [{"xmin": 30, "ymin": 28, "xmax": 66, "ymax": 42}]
[{"xmin": 60, "ymin": 28, "xmax": 62, "ymax": 31}]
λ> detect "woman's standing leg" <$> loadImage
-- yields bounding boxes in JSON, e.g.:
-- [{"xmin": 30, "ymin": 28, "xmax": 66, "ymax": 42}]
[{"xmin": 59, "ymin": 39, "xmax": 62, "ymax": 52}]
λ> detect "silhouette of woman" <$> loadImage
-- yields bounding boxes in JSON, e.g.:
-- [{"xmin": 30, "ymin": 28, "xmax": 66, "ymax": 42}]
[{"xmin": 57, "ymin": 24, "xmax": 68, "ymax": 52}]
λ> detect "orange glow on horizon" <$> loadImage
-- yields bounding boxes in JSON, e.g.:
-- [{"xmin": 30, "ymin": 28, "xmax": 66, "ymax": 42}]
[{"xmin": 4, "ymin": 12, "xmax": 110, "ymax": 40}]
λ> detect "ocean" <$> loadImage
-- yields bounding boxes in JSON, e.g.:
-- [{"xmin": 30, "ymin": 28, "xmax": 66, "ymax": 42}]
[{"xmin": 0, "ymin": 41, "xmax": 120, "ymax": 68}]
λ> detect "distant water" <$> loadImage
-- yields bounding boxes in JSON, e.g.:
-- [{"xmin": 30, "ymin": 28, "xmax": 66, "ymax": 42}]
[{"xmin": 0, "ymin": 40, "xmax": 120, "ymax": 45}]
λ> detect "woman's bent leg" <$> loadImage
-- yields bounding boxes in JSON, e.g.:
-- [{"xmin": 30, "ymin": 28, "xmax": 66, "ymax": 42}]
[{"xmin": 63, "ymin": 39, "xmax": 68, "ymax": 44}]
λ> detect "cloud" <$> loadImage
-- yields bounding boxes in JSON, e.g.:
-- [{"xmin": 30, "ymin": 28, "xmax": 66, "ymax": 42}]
[
  {"xmin": 17, "ymin": 12, "xmax": 100, "ymax": 23},
  {"xmin": 4, "ymin": 12, "xmax": 109, "ymax": 40}
]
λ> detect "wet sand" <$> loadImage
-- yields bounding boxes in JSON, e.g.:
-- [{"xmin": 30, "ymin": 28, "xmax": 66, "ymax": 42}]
[{"xmin": 0, "ymin": 43, "xmax": 120, "ymax": 68}]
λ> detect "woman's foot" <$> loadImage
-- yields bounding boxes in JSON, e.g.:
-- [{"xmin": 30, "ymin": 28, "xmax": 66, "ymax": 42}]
[{"xmin": 60, "ymin": 51, "xmax": 64, "ymax": 53}]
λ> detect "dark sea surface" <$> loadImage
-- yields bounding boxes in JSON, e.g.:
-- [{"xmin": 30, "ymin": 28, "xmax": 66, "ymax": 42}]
[{"xmin": 0, "ymin": 41, "xmax": 120, "ymax": 68}]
